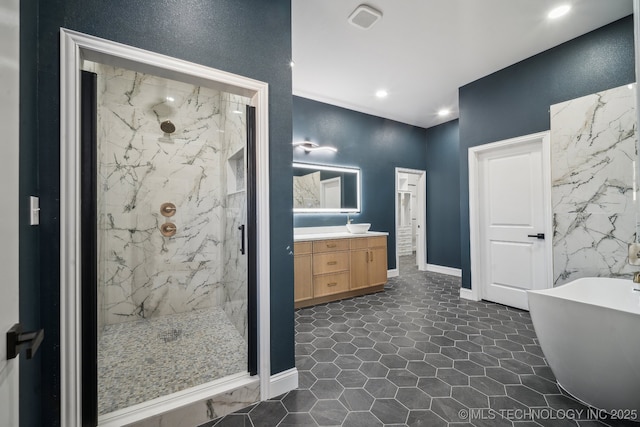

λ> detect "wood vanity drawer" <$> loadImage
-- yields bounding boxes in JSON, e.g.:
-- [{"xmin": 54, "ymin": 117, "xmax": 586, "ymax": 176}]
[
  {"xmin": 350, "ymin": 238, "xmax": 369, "ymax": 250},
  {"xmin": 313, "ymin": 272, "xmax": 349, "ymax": 297},
  {"xmin": 294, "ymin": 241, "xmax": 313, "ymax": 255},
  {"xmin": 313, "ymin": 252, "xmax": 349, "ymax": 275},
  {"xmin": 313, "ymin": 239, "xmax": 350, "ymax": 253},
  {"xmin": 368, "ymin": 236, "xmax": 387, "ymax": 248}
]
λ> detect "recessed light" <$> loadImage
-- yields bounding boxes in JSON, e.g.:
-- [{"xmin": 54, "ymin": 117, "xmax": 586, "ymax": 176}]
[
  {"xmin": 375, "ymin": 89, "xmax": 388, "ymax": 98},
  {"xmin": 547, "ymin": 4, "xmax": 571, "ymax": 19},
  {"xmin": 437, "ymin": 108, "xmax": 451, "ymax": 117}
]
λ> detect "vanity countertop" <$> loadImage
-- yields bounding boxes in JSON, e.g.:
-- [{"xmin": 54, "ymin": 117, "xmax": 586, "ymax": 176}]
[{"xmin": 294, "ymin": 226, "xmax": 388, "ymax": 242}]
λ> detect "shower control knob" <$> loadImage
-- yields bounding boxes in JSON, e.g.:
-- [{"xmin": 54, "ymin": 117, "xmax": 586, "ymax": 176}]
[
  {"xmin": 160, "ymin": 222, "xmax": 177, "ymax": 237},
  {"xmin": 160, "ymin": 202, "xmax": 177, "ymax": 217}
]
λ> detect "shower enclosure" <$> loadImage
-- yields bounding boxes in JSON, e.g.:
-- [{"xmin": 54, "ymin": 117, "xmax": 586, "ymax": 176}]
[{"xmin": 81, "ymin": 62, "xmax": 256, "ymax": 417}]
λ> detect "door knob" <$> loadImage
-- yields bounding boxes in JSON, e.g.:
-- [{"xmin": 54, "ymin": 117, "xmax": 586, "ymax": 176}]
[
  {"xmin": 527, "ymin": 233, "xmax": 545, "ymax": 240},
  {"xmin": 6, "ymin": 323, "xmax": 44, "ymax": 360}
]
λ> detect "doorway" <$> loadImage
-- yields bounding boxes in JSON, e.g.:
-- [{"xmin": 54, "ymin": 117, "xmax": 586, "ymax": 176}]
[
  {"xmin": 60, "ymin": 29, "xmax": 271, "ymax": 427},
  {"xmin": 79, "ymin": 62, "xmax": 257, "ymax": 418},
  {"xmin": 468, "ymin": 132, "xmax": 552, "ymax": 310},
  {"xmin": 394, "ymin": 168, "xmax": 427, "ymax": 276}
]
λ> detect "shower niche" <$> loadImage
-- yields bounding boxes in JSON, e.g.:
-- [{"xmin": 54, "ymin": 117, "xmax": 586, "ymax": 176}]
[
  {"xmin": 82, "ymin": 61, "xmax": 255, "ymax": 418},
  {"xmin": 227, "ymin": 147, "xmax": 246, "ymax": 194}
]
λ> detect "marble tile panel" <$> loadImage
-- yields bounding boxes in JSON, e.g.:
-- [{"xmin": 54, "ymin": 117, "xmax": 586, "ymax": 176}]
[
  {"xmin": 293, "ymin": 172, "xmax": 321, "ymax": 209},
  {"xmin": 550, "ymin": 84, "xmax": 637, "ymax": 285},
  {"xmin": 125, "ymin": 381, "xmax": 259, "ymax": 427},
  {"xmin": 553, "ymin": 212, "xmax": 636, "ymax": 285}
]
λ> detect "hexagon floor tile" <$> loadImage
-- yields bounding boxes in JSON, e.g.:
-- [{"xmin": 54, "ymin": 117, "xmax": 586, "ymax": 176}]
[{"xmin": 204, "ymin": 257, "xmax": 623, "ymax": 426}]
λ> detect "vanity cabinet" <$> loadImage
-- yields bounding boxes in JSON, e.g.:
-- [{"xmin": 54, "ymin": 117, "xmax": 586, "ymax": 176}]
[
  {"xmin": 294, "ymin": 235, "xmax": 387, "ymax": 309},
  {"xmin": 294, "ymin": 242, "xmax": 313, "ymax": 304},
  {"xmin": 350, "ymin": 236, "xmax": 388, "ymax": 290}
]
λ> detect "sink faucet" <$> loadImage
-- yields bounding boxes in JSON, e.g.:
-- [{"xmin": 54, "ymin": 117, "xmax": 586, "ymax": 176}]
[{"xmin": 347, "ymin": 214, "xmax": 352, "ymax": 224}]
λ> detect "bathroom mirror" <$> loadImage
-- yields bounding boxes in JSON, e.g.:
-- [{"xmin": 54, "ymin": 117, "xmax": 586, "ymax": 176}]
[{"xmin": 293, "ymin": 162, "xmax": 360, "ymax": 213}]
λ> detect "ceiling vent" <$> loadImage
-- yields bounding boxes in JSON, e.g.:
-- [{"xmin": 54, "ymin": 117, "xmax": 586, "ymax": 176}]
[{"xmin": 348, "ymin": 4, "xmax": 383, "ymax": 30}]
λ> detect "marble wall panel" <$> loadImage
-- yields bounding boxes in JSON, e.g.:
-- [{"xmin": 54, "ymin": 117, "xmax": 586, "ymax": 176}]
[
  {"xmin": 125, "ymin": 380, "xmax": 260, "ymax": 427},
  {"xmin": 551, "ymin": 84, "xmax": 637, "ymax": 285},
  {"xmin": 293, "ymin": 172, "xmax": 321, "ymax": 208},
  {"xmin": 220, "ymin": 93, "xmax": 249, "ymax": 339},
  {"xmin": 94, "ymin": 64, "xmax": 250, "ymax": 334}
]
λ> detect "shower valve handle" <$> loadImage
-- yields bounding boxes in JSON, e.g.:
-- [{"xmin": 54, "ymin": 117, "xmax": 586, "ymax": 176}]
[
  {"xmin": 160, "ymin": 202, "xmax": 177, "ymax": 217},
  {"xmin": 527, "ymin": 233, "xmax": 545, "ymax": 240}
]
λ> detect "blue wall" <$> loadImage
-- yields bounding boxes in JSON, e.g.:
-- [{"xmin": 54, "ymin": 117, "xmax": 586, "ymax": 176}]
[
  {"xmin": 425, "ymin": 120, "xmax": 461, "ymax": 269},
  {"xmin": 27, "ymin": 1, "xmax": 293, "ymax": 424},
  {"xmin": 292, "ymin": 96, "xmax": 428, "ymax": 270},
  {"xmin": 458, "ymin": 16, "xmax": 635, "ymax": 289}
]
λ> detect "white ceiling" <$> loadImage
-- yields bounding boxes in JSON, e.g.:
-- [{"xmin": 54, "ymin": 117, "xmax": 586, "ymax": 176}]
[{"xmin": 292, "ymin": 0, "xmax": 634, "ymax": 128}]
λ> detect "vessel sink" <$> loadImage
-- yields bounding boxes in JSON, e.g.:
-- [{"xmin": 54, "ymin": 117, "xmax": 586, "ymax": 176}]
[{"xmin": 346, "ymin": 223, "xmax": 371, "ymax": 234}]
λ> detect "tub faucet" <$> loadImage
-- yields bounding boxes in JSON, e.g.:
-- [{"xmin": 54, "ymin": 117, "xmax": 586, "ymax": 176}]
[{"xmin": 633, "ymin": 272, "xmax": 640, "ymax": 291}]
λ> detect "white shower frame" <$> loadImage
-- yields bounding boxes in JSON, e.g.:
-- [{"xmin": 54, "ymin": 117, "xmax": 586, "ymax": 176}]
[{"xmin": 60, "ymin": 29, "xmax": 274, "ymax": 426}]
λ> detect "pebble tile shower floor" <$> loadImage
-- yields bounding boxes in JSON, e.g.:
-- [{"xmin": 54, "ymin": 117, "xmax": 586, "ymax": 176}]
[
  {"xmin": 206, "ymin": 258, "xmax": 633, "ymax": 426},
  {"xmin": 98, "ymin": 307, "xmax": 247, "ymax": 414}
]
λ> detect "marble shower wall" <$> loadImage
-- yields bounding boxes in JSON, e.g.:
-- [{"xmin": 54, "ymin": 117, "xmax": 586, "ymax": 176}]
[
  {"xmin": 551, "ymin": 84, "xmax": 637, "ymax": 285},
  {"xmin": 93, "ymin": 63, "xmax": 249, "ymax": 337},
  {"xmin": 220, "ymin": 93, "xmax": 249, "ymax": 340}
]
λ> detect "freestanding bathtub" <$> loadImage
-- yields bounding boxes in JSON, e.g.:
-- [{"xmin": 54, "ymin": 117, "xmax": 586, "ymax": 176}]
[{"xmin": 528, "ymin": 277, "xmax": 640, "ymax": 421}]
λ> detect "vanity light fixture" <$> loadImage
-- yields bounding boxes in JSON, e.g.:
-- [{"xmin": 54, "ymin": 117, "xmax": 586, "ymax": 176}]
[
  {"xmin": 292, "ymin": 141, "xmax": 338, "ymax": 153},
  {"xmin": 547, "ymin": 4, "xmax": 571, "ymax": 19}
]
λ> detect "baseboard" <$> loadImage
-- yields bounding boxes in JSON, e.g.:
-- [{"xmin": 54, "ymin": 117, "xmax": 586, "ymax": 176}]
[
  {"xmin": 269, "ymin": 368, "xmax": 298, "ymax": 399},
  {"xmin": 387, "ymin": 269, "xmax": 399, "ymax": 278},
  {"xmin": 459, "ymin": 287, "xmax": 479, "ymax": 301},
  {"xmin": 426, "ymin": 264, "xmax": 462, "ymax": 277}
]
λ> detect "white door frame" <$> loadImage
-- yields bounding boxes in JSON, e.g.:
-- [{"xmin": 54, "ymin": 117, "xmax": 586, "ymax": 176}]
[
  {"xmin": 466, "ymin": 131, "xmax": 552, "ymax": 302},
  {"xmin": 0, "ymin": 0, "xmax": 20, "ymax": 424},
  {"xmin": 60, "ymin": 29, "xmax": 272, "ymax": 426},
  {"xmin": 394, "ymin": 168, "xmax": 427, "ymax": 275}
]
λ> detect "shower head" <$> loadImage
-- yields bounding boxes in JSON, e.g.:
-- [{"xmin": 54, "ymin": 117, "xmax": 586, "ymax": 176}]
[{"xmin": 160, "ymin": 120, "xmax": 176, "ymax": 134}]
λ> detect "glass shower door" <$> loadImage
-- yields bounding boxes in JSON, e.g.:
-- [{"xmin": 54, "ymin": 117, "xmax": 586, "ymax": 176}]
[{"xmin": 82, "ymin": 62, "xmax": 254, "ymax": 416}]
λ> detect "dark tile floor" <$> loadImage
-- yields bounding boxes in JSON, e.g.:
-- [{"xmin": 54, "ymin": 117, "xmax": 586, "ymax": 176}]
[{"xmin": 206, "ymin": 257, "xmax": 634, "ymax": 426}]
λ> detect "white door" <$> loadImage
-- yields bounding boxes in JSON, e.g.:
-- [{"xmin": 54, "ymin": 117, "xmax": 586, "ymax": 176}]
[
  {"xmin": 0, "ymin": 0, "xmax": 21, "ymax": 424},
  {"xmin": 475, "ymin": 135, "xmax": 551, "ymax": 310},
  {"xmin": 320, "ymin": 177, "xmax": 341, "ymax": 208}
]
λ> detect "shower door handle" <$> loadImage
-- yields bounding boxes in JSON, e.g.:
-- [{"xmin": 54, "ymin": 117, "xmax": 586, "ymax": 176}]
[{"xmin": 239, "ymin": 224, "xmax": 245, "ymax": 255}]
